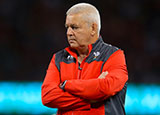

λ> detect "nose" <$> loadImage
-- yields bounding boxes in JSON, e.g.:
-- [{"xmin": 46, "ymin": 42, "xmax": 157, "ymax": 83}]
[{"xmin": 67, "ymin": 27, "xmax": 73, "ymax": 36}]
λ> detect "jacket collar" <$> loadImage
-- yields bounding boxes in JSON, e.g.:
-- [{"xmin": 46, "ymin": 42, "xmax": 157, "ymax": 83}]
[{"xmin": 90, "ymin": 36, "xmax": 103, "ymax": 51}]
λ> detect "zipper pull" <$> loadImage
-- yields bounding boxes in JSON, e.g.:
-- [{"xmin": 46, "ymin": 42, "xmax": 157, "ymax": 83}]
[{"xmin": 78, "ymin": 66, "xmax": 82, "ymax": 70}]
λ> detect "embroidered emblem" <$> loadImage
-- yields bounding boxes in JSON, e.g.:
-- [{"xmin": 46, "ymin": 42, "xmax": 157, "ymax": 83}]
[
  {"xmin": 67, "ymin": 55, "xmax": 73, "ymax": 60},
  {"xmin": 93, "ymin": 52, "xmax": 100, "ymax": 60}
]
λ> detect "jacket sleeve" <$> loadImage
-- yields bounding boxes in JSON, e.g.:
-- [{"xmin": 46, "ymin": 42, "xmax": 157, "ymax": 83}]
[
  {"xmin": 64, "ymin": 50, "xmax": 128, "ymax": 100},
  {"xmin": 41, "ymin": 54, "xmax": 90, "ymax": 110}
]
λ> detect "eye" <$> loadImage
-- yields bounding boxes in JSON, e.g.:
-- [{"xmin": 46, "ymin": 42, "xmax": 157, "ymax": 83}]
[{"xmin": 71, "ymin": 25, "xmax": 79, "ymax": 30}]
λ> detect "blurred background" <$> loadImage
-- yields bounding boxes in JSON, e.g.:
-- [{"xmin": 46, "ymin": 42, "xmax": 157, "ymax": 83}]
[{"xmin": 0, "ymin": 0, "xmax": 160, "ymax": 115}]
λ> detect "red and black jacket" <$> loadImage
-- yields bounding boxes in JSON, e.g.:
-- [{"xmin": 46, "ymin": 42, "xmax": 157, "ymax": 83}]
[{"xmin": 41, "ymin": 37, "xmax": 128, "ymax": 115}]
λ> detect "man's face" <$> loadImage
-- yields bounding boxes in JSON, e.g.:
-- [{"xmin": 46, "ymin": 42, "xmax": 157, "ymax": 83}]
[{"xmin": 65, "ymin": 13, "xmax": 92, "ymax": 49}]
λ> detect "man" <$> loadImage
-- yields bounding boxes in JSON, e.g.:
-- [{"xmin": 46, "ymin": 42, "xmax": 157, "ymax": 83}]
[{"xmin": 41, "ymin": 3, "xmax": 128, "ymax": 115}]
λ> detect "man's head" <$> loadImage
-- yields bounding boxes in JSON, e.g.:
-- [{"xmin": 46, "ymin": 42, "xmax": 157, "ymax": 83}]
[{"xmin": 65, "ymin": 3, "xmax": 101, "ymax": 50}]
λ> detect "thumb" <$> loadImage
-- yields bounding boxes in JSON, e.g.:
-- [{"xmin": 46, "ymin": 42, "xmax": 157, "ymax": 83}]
[
  {"xmin": 98, "ymin": 71, "xmax": 108, "ymax": 79},
  {"xmin": 103, "ymin": 71, "xmax": 108, "ymax": 76}
]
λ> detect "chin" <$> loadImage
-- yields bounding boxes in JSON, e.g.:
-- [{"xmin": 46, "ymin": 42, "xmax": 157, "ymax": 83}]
[
  {"xmin": 70, "ymin": 45, "xmax": 77, "ymax": 48},
  {"xmin": 70, "ymin": 45, "xmax": 79, "ymax": 50},
  {"xmin": 69, "ymin": 43, "xmax": 77, "ymax": 48}
]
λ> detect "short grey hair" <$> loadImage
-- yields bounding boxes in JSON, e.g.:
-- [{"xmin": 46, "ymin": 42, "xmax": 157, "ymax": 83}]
[{"xmin": 66, "ymin": 3, "xmax": 101, "ymax": 36}]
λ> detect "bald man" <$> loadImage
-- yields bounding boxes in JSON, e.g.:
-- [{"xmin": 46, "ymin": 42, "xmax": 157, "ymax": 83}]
[{"xmin": 41, "ymin": 3, "xmax": 128, "ymax": 115}]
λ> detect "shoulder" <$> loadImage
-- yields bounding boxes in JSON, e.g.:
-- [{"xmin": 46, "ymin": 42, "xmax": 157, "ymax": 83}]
[
  {"xmin": 55, "ymin": 49, "xmax": 67, "ymax": 56},
  {"xmin": 54, "ymin": 48, "xmax": 69, "ymax": 60},
  {"xmin": 98, "ymin": 42, "xmax": 120, "ymax": 61},
  {"xmin": 52, "ymin": 49, "xmax": 68, "ymax": 71},
  {"xmin": 101, "ymin": 42, "xmax": 119, "ymax": 54},
  {"xmin": 100, "ymin": 42, "xmax": 125, "ymax": 63}
]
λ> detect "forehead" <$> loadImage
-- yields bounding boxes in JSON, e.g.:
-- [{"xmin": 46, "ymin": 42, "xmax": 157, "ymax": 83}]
[{"xmin": 65, "ymin": 13, "xmax": 85, "ymax": 25}]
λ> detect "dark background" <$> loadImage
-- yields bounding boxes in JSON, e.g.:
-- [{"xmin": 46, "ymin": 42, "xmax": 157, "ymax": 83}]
[{"xmin": 0, "ymin": 0, "xmax": 160, "ymax": 83}]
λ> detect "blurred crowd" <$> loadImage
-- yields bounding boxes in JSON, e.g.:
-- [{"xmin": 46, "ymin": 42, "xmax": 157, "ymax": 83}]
[{"xmin": 0, "ymin": 0, "xmax": 160, "ymax": 83}]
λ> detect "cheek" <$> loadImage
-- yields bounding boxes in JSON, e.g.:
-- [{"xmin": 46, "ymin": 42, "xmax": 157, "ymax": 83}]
[
  {"xmin": 75, "ymin": 30, "xmax": 91, "ymax": 44},
  {"xmin": 79, "ymin": 37, "xmax": 90, "ymax": 46},
  {"xmin": 81, "ymin": 33, "xmax": 91, "ymax": 42}
]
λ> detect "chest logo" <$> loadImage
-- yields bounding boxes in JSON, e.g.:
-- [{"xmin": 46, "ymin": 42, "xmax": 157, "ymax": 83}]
[
  {"xmin": 67, "ymin": 55, "xmax": 73, "ymax": 60},
  {"xmin": 93, "ymin": 51, "xmax": 100, "ymax": 60}
]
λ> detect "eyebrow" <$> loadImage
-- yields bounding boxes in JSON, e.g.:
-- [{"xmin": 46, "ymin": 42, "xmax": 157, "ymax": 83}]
[{"xmin": 65, "ymin": 24, "xmax": 78, "ymax": 28}]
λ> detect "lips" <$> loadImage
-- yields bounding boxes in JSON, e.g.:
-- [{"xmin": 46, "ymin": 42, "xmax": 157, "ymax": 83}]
[{"xmin": 68, "ymin": 39, "xmax": 76, "ymax": 43}]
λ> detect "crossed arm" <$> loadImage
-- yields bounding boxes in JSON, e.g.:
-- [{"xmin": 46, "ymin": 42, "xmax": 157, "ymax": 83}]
[
  {"xmin": 41, "ymin": 55, "xmax": 91, "ymax": 110},
  {"xmin": 41, "ymin": 50, "xmax": 128, "ymax": 110}
]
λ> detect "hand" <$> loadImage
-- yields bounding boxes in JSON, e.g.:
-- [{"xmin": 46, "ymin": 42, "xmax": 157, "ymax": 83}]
[
  {"xmin": 59, "ymin": 80, "xmax": 67, "ymax": 91},
  {"xmin": 98, "ymin": 71, "xmax": 108, "ymax": 79}
]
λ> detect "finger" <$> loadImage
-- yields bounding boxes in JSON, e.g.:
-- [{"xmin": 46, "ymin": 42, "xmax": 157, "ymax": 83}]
[
  {"xmin": 98, "ymin": 71, "xmax": 108, "ymax": 79},
  {"xmin": 104, "ymin": 71, "xmax": 108, "ymax": 76}
]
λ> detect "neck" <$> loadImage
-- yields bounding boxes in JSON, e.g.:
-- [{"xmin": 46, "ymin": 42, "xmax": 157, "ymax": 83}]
[
  {"xmin": 90, "ymin": 34, "xmax": 99, "ymax": 44},
  {"xmin": 77, "ymin": 46, "xmax": 89, "ymax": 56},
  {"xmin": 76, "ymin": 46, "xmax": 89, "ymax": 63},
  {"xmin": 77, "ymin": 35, "xmax": 99, "ymax": 63}
]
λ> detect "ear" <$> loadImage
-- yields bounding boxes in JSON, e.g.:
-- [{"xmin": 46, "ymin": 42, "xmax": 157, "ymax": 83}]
[{"xmin": 91, "ymin": 23, "xmax": 98, "ymax": 36}]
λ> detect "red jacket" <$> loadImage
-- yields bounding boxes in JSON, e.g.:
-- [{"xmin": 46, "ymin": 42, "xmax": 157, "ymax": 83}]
[{"xmin": 41, "ymin": 37, "xmax": 128, "ymax": 115}]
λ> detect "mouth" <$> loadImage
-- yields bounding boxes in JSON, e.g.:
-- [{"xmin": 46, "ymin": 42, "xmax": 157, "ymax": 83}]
[{"xmin": 68, "ymin": 39, "xmax": 76, "ymax": 43}]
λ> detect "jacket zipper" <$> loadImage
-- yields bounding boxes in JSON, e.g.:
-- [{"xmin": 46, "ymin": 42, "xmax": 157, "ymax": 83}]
[
  {"xmin": 77, "ymin": 56, "xmax": 86, "ymax": 79},
  {"xmin": 78, "ymin": 65, "xmax": 82, "ymax": 79}
]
